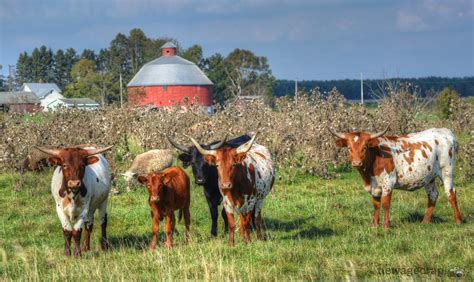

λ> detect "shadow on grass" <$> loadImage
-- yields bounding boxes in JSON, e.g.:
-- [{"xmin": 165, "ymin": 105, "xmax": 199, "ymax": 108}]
[
  {"xmin": 401, "ymin": 211, "xmax": 447, "ymax": 224},
  {"xmin": 280, "ymin": 226, "xmax": 335, "ymax": 240},
  {"xmin": 263, "ymin": 216, "xmax": 315, "ymax": 231},
  {"xmin": 108, "ymin": 234, "xmax": 149, "ymax": 250}
]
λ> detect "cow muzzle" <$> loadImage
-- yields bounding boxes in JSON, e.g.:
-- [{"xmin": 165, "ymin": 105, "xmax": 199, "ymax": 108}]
[
  {"xmin": 351, "ymin": 161, "xmax": 363, "ymax": 168},
  {"xmin": 220, "ymin": 182, "xmax": 233, "ymax": 190},
  {"xmin": 150, "ymin": 196, "xmax": 160, "ymax": 202},
  {"xmin": 67, "ymin": 180, "xmax": 81, "ymax": 189},
  {"xmin": 195, "ymin": 177, "xmax": 205, "ymax": 185}
]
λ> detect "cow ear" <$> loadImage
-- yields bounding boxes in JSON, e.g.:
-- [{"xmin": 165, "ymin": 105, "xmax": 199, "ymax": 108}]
[
  {"xmin": 368, "ymin": 138, "xmax": 379, "ymax": 148},
  {"xmin": 86, "ymin": 156, "xmax": 99, "ymax": 165},
  {"xmin": 335, "ymin": 138, "xmax": 347, "ymax": 147},
  {"xmin": 178, "ymin": 153, "xmax": 191, "ymax": 168},
  {"xmin": 204, "ymin": 155, "xmax": 216, "ymax": 166},
  {"xmin": 162, "ymin": 175, "xmax": 172, "ymax": 186},
  {"xmin": 137, "ymin": 175, "xmax": 147, "ymax": 185},
  {"xmin": 48, "ymin": 157, "xmax": 62, "ymax": 166},
  {"xmin": 234, "ymin": 153, "xmax": 247, "ymax": 164}
]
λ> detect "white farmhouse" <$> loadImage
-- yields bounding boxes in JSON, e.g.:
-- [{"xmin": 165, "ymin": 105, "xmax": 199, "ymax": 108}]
[{"xmin": 21, "ymin": 83, "xmax": 64, "ymax": 111}]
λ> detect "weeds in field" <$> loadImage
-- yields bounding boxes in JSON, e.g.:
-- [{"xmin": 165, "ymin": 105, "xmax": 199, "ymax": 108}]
[{"xmin": 0, "ymin": 89, "xmax": 472, "ymax": 182}]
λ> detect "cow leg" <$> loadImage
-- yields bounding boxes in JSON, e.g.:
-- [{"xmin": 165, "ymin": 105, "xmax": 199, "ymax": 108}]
[
  {"xmin": 63, "ymin": 229, "xmax": 73, "ymax": 256},
  {"xmin": 221, "ymin": 206, "xmax": 229, "ymax": 233},
  {"xmin": 184, "ymin": 207, "xmax": 191, "ymax": 244},
  {"xmin": 422, "ymin": 181, "xmax": 438, "ymax": 224},
  {"xmin": 381, "ymin": 190, "xmax": 392, "ymax": 229},
  {"xmin": 441, "ymin": 163, "xmax": 462, "ymax": 224},
  {"xmin": 240, "ymin": 212, "xmax": 252, "ymax": 243},
  {"xmin": 99, "ymin": 201, "xmax": 109, "ymax": 251},
  {"xmin": 255, "ymin": 212, "xmax": 263, "ymax": 240},
  {"xmin": 251, "ymin": 208, "xmax": 256, "ymax": 231},
  {"xmin": 448, "ymin": 190, "xmax": 462, "ymax": 225},
  {"xmin": 371, "ymin": 196, "xmax": 381, "ymax": 228},
  {"xmin": 150, "ymin": 209, "xmax": 160, "ymax": 251},
  {"xmin": 207, "ymin": 199, "xmax": 218, "ymax": 237},
  {"xmin": 164, "ymin": 212, "xmax": 174, "ymax": 249},
  {"xmin": 82, "ymin": 211, "xmax": 94, "ymax": 252},
  {"xmin": 72, "ymin": 229, "xmax": 82, "ymax": 257},
  {"xmin": 82, "ymin": 223, "xmax": 93, "ymax": 252},
  {"xmin": 226, "ymin": 211, "xmax": 235, "ymax": 246}
]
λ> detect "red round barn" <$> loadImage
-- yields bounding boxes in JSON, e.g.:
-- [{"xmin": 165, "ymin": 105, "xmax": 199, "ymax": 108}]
[{"xmin": 127, "ymin": 42, "xmax": 213, "ymax": 109}]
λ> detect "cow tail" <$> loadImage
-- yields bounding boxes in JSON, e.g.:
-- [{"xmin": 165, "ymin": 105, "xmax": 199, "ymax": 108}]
[{"xmin": 178, "ymin": 208, "xmax": 183, "ymax": 223}]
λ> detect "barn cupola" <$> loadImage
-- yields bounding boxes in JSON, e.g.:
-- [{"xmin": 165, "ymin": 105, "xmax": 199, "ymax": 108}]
[{"xmin": 161, "ymin": 42, "xmax": 177, "ymax": 57}]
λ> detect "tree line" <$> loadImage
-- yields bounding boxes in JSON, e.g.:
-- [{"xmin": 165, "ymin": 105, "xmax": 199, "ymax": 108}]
[
  {"xmin": 11, "ymin": 28, "xmax": 274, "ymax": 104},
  {"xmin": 275, "ymin": 77, "xmax": 474, "ymax": 99}
]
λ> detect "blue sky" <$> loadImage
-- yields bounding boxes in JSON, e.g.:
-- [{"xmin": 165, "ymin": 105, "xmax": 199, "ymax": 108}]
[{"xmin": 0, "ymin": 0, "xmax": 473, "ymax": 80}]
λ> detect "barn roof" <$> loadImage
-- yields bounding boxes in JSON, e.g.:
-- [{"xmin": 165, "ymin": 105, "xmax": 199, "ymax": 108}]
[
  {"xmin": 23, "ymin": 83, "xmax": 61, "ymax": 98},
  {"xmin": 127, "ymin": 55, "xmax": 213, "ymax": 87},
  {"xmin": 161, "ymin": 42, "xmax": 177, "ymax": 49},
  {"xmin": 0, "ymin": 92, "xmax": 40, "ymax": 104}
]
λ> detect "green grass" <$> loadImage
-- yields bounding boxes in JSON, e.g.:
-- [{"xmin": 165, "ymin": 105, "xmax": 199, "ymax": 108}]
[{"xmin": 0, "ymin": 169, "xmax": 473, "ymax": 280}]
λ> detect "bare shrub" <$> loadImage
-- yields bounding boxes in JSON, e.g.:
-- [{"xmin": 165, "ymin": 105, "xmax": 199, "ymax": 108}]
[{"xmin": 0, "ymin": 89, "xmax": 471, "ymax": 183}]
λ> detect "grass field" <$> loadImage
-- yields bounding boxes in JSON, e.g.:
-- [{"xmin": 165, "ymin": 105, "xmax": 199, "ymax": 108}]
[{"xmin": 0, "ymin": 168, "xmax": 472, "ymax": 280}]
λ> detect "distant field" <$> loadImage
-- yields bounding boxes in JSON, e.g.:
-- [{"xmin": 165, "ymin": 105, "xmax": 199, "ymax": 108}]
[{"xmin": 1, "ymin": 169, "xmax": 472, "ymax": 280}]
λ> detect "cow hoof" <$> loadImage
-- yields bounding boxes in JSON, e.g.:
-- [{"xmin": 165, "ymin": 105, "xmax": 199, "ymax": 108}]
[
  {"xmin": 455, "ymin": 220, "xmax": 462, "ymax": 225},
  {"xmin": 81, "ymin": 246, "xmax": 90, "ymax": 252},
  {"xmin": 100, "ymin": 239, "xmax": 109, "ymax": 251}
]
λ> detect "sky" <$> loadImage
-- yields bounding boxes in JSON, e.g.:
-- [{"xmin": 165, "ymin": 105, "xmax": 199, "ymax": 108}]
[{"xmin": 0, "ymin": 0, "xmax": 473, "ymax": 80}]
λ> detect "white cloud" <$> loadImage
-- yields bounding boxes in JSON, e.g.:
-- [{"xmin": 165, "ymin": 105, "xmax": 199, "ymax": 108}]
[{"xmin": 396, "ymin": 11, "xmax": 429, "ymax": 32}]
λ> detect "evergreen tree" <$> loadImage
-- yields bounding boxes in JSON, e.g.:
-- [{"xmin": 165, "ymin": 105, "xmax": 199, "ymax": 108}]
[
  {"xmin": 81, "ymin": 49, "xmax": 97, "ymax": 62},
  {"xmin": 54, "ymin": 49, "xmax": 69, "ymax": 90},
  {"xmin": 16, "ymin": 52, "xmax": 32, "ymax": 86}
]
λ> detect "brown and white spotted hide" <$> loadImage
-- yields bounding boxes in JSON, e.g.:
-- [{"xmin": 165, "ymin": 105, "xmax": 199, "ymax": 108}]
[
  {"xmin": 191, "ymin": 135, "xmax": 275, "ymax": 245},
  {"xmin": 38, "ymin": 146, "xmax": 112, "ymax": 257},
  {"xmin": 333, "ymin": 128, "xmax": 462, "ymax": 227}
]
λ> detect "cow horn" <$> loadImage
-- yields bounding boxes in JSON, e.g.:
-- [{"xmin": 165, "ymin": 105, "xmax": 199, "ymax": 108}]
[
  {"xmin": 34, "ymin": 146, "xmax": 61, "ymax": 157},
  {"xmin": 209, "ymin": 135, "xmax": 227, "ymax": 150},
  {"xmin": 328, "ymin": 127, "xmax": 346, "ymax": 139},
  {"xmin": 167, "ymin": 136, "xmax": 190, "ymax": 153},
  {"xmin": 188, "ymin": 136, "xmax": 216, "ymax": 156},
  {"xmin": 370, "ymin": 125, "xmax": 390, "ymax": 139},
  {"xmin": 236, "ymin": 133, "xmax": 257, "ymax": 154},
  {"xmin": 85, "ymin": 145, "xmax": 114, "ymax": 156}
]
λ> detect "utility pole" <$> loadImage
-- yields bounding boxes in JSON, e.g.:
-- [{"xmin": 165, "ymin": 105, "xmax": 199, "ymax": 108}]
[
  {"xmin": 360, "ymin": 72, "xmax": 364, "ymax": 104},
  {"xmin": 294, "ymin": 78, "xmax": 298, "ymax": 103},
  {"xmin": 119, "ymin": 72, "xmax": 123, "ymax": 108},
  {"xmin": 8, "ymin": 65, "xmax": 15, "ymax": 91}
]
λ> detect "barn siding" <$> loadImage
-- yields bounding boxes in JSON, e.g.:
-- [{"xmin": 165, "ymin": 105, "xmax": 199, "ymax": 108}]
[{"xmin": 128, "ymin": 85, "xmax": 213, "ymax": 107}]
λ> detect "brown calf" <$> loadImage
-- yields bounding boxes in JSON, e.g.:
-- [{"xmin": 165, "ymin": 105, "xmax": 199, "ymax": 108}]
[{"xmin": 138, "ymin": 167, "xmax": 191, "ymax": 250}]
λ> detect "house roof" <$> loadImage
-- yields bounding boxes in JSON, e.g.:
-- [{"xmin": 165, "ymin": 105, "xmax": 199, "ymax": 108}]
[
  {"xmin": 0, "ymin": 92, "xmax": 40, "ymax": 104},
  {"xmin": 59, "ymin": 98, "xmax": 100, "ymax": 106},
  {"xmin": 127, "ymin": 55, "xmax": 213, "ymax": 87},
  {"xmin": 23, "ymin": 83, "xmax": 61, "ymax": 98}
]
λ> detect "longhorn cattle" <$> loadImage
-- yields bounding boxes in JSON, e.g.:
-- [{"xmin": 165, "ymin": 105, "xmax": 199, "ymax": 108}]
[
  {"xmin": 35, "ymin": 145, "xmax": 113, "ymax": 257},
  {"xmin": 137, "ymin": 167, "xmax": 190, "ymax": 250},
  {"xmin": 329, "ymin": 127, "xmax": 462, "ymax": 228},
  {"xmin": 168, "ymin": 134, "xmax": 251, "ymax": 237},
  {"xmin": 189, "ymin": 134, "xmax": 275, "ymax": 245}
]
